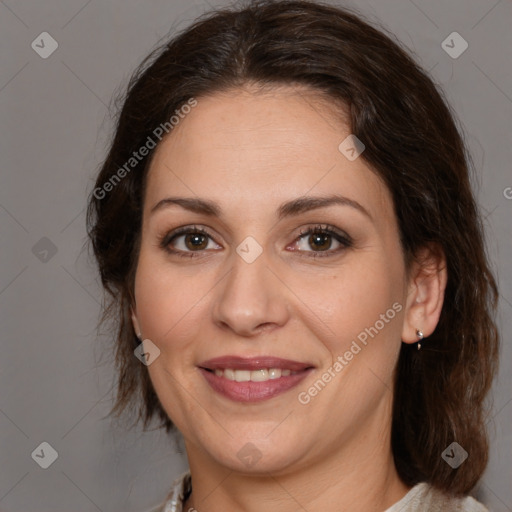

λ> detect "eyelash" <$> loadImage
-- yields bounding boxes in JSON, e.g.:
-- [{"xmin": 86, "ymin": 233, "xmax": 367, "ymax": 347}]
[{"xmin": 158, "ymin": 224, "xmax": 353, "ymax": 259}]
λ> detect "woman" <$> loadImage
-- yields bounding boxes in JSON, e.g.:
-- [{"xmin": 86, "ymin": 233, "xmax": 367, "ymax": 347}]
[{"xmin": 86, "ymin": 1, "xmax": 499, "ymax": 510}]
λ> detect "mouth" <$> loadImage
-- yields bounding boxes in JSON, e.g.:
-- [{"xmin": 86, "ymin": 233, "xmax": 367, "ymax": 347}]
[{"xmin": 198, "ymin": 356, "xmax": 314, "ymax": 402}]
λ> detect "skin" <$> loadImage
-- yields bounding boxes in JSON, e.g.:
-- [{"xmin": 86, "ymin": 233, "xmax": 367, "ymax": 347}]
[{"xmin": 131, "ymin": 84, "xmax": 447, "ymax": 512}]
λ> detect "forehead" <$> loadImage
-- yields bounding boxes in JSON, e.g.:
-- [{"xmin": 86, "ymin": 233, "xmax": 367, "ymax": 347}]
[{"xmin": 144, "ymin": 85, "xmax": 393, "ymax": 223}]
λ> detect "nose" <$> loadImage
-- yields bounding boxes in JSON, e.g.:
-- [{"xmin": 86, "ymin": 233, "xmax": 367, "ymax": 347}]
[{"xmin": 212, "ymin": 247, "xmax": 290, "ymax": 337}]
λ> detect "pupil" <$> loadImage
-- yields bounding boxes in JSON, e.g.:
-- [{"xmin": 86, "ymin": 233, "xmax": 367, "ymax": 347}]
[
  {"xmin": 310, "ymin": 233, "xmax": 331, "ymax": 251},
  {"xmin": 186, "ymin": 233, "xmax": 207, "ymax": 250}
]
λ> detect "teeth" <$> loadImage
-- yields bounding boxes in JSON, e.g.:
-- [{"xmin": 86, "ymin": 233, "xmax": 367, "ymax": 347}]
[
  {"xmin": 210, "ymin": 368, "xmax": 299, "ymax": 382},
  {"xmin": 251, "ymin": 369, "xmax": 269, "ymax": 382},
  {"xmin": 269, "ymin": 368, "xmax": 281, "ymax": 379},
  {"xmin": 224, "ymin": 368, "xmax": 235, "ymax": 381},
  {"xmin": 234, "ymin": 370, "xmax": 251, "ymax": 382}
]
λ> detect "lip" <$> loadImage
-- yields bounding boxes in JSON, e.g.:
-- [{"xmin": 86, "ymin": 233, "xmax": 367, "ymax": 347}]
[{"xmin": 198, "ymin": 356, "xmax": 314, "ymax": 403}]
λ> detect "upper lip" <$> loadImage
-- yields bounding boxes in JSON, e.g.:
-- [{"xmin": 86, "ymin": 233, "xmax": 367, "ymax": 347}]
[{"xmin": 199, "ymin": 356, "xmax": 314, "ymax": 372}]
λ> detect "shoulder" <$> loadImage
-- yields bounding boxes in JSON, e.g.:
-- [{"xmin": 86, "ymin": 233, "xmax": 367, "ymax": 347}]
[
  {"xmin": 141, "ymin": 470, "xmax": 191, "ymax": 512},
  {"xmin": 385, "ymin": 482, "xmax": 489, "ymax": 512}
]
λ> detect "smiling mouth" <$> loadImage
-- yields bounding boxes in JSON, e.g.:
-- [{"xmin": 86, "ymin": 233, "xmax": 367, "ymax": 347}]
[
  {"xmin": 197, "ymin": 355, "xmax": 315, "ymax": 402},
  {"xmin": 198, "ymin": 365, "xmax": 314, "ymax": 402}
]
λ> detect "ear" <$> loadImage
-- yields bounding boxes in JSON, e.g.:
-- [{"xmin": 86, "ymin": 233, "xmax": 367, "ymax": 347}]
[
  {"xmin": 401, "ymin": 243, "xmax": 448, "ymax": 344},
  {"xmin": 131, "ymin": 306, "xmax": 142, "ymax": 339}
]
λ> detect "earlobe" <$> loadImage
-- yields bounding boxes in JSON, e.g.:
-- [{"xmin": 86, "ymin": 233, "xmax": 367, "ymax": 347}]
[
  {"xmin": 401, "ymin": 244, "xmax": 448, "ymax": 345},
  {"xmin": 130, "ymin": 306, "xmax": 142, "ymax": 340}
]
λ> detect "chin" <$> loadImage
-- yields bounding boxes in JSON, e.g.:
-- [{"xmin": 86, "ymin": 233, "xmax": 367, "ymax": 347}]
[{"xmin": 201, "ymin": 434, "xmax": 309, "ymax": 475}]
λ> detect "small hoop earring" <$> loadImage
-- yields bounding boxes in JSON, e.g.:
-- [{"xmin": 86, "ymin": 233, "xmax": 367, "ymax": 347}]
[{"xmin": 416, "ymin": 329, "xmax": 424, "ymax": 350}]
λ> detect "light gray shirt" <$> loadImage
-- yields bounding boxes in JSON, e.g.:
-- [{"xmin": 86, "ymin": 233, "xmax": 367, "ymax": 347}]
[{"xmin": 144, "ymin": 470, "xmax": 489, "ymax": 512}]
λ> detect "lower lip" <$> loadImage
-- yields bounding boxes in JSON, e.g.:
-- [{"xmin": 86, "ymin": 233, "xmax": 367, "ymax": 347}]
[{"xmin": 199, "ymin": 368, "xmax": 313, "ymax": 403}]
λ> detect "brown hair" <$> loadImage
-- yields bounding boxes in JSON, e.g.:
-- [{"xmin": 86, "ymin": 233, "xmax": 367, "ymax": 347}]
[{"xmin": 86, "ymin": 0, "xmax": 499, "ymax": 495}]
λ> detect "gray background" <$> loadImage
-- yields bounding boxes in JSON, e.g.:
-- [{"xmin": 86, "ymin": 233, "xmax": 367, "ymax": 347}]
[{"xmin": 0, "ymin": 0, "xmax": 510, "ymax": 510}]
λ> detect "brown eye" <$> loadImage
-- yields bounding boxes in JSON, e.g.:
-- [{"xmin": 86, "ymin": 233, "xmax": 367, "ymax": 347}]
[
  {"xmin": 184, "ymin": 233, "xmax": 209, "ymax": 250},
  {"xmin": 308, "ymin": 232, "xmax": 332, "ymax": 251},
  {"xmin": 290, "ymin": 225, "xmax": 353, "ymax": 258},
  {"xmin": 160, "ymin": 226, "xmax": 221, "ymax": 257}
]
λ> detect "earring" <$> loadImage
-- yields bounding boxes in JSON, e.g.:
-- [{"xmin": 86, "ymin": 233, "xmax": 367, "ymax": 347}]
[
  {"xmin": 136, "ymin": 332, "xmax": 142, "ymax": 341},
  {"xmin": 416, "ymin": 329, "xmax": 424, "ymax": 350}
]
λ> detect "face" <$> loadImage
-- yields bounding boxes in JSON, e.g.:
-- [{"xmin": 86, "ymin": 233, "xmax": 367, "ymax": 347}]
[{"xmin": 131, "ymin": 85, "xmax": 411, "ymax": 475}]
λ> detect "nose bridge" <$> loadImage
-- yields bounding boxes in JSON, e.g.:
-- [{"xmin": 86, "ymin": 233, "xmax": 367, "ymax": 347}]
[{"xmin": 212, "ymin": 243, "xmax": 289, "ymax": 335}]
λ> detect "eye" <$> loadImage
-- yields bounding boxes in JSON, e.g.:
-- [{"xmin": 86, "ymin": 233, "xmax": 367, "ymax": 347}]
[
  {"xmin": 159, "ymin": 223, "xmax": 352, "ymax": 259},
  {"xmin": 289, "ymin": 224, "xmax": 352, "ymax": 257},
  {"xmin": 159, "ymin": 225, "xmax": 221, "ymax": 257}
]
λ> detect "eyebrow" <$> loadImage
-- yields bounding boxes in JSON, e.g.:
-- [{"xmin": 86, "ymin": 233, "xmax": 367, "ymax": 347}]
[{"xmin": 150, "ymin": 194, "xmax": 372, "ymax": 221}]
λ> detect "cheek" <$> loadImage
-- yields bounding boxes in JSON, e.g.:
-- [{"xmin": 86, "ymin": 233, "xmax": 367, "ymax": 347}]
[
  {"xmin": 289, "ymin": 255, "xmax": 404, "ymax": 351},
  {"xmin": 133, "ymin": 251, "xmax": 208, "ymax": 348}
]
